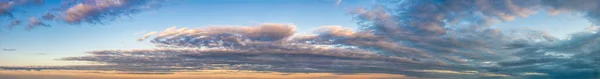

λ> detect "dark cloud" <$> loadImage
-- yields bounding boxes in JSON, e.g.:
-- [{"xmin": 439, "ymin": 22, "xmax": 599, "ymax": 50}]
[{"xmin": 346, "ymin": 0, "xmax": 600, "ymax": 79}]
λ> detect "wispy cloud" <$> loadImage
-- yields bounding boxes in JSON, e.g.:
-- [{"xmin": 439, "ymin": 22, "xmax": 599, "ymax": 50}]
[
  {"xmin": 2, "ymin": 48, "xmax": 16, "ymax": 51},
  {"xmin": 61, "ymin": 0, "xmax": 165, "ymax": 24},
  {"xmin": 2, "ymin": 0, "xmax": 167, "ymax": 30}
]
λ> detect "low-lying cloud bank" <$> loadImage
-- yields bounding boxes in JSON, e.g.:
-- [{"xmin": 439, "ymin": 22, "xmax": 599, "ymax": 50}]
[
  {"xmin": 2, "ymin": 0, "xmax": 165, "ymax": 30},
  {"xmin": 3, "ymin": 0, "xmax": 600, "ymax": 79}
]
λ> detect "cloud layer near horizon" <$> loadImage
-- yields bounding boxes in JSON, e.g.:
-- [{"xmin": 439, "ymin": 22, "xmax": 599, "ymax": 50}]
[
  {"xmin": 3, "ymin": 0, "xmax": 600, "ymax": 79},
  {"xmin": 12, "ymin": 22, "xmax": 595, "ymax": 79}
]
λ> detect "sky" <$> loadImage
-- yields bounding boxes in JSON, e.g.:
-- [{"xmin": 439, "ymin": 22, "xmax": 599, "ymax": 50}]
[
  {"xmin": 0, "ymin": 0, "xmax": 374, "ymax": 66},
  {"xmin": 0, "ymin": 0, "xmax": 600, "ymax": 79}
]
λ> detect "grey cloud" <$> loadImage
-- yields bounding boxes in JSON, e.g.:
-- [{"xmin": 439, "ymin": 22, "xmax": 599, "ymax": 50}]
[
  {"xmin": 41, "ymin": 13, "xmax": 55, "ymax": 20},
  {"xmin": 2, "ymin": 48, "xmax": 16, "ymax": 51},
  {"xmin": 51, "ymin": 24, "xmax": 506, "ymax": 79},
  {"xmin": 346, "ymin": 0, "xmax": 600, "ymax": 78},
  {"xmin": 348, "ymin": 0, "xmax": 600, "ymax": 79},
  {"xmin": 140, "ymin": 23, "xmax": 296, "ymax": 48}
]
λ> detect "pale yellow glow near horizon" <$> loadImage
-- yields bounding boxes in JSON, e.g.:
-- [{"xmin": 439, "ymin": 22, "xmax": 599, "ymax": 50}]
[{"xmin": 0, "ymin": 70, "xmax": 428, "ymax": 79}]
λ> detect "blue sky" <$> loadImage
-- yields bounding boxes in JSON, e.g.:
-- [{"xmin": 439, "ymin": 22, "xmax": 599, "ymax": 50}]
[
  {"xmin": 0, "ymin": 0, "xmax": 377, "ymax": 66},
  {"xmin": 0, "ymin": 0, "xmax": 593, "ymax": 66}
]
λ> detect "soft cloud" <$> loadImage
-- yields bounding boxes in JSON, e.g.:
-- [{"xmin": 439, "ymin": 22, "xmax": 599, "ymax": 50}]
[
  {"xmin": 6, "ymin": 20, "xmax": 21, "ymax": 30},
  {"xmin": 62, "ymin": 0, "xmax": 165, "ymax": 24},
  {"xmin": 1, "ymin": 0, "xmax": 45, "ymax": 30},
  {"xmin": 41, "ymin": 13, "xmax": 55, "ymax": 20},
  {"xmin": 2, "ymin": 48, "xmax": 16, "ymax": 51},
  {"xmin": 2, "ymin": 0, "xmax": 166, "ymax": 30},
  {"xmin": 0, "ymin": 0, "xmax": 45, "ymax": 19},
  {"xmin": 25, "ymin": 17, "xmax": 50, "ymax": 30},
  {"xmin": 33, "ymin": 23, "xmax": 503, "ymax": 79}
]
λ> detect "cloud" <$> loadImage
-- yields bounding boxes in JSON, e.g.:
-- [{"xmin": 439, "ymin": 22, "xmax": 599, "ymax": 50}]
[
  {"xmin": 346, "ymin": 0, "xmax": 600, "ymax": 78},
  {"xmin": 61, "ymin": 0, "xmax": 165, "ymax": 24},
  {"xmin": 520, "ymin": 72, "xmax": 548, "ymax": 76},
  {"xmin": 2, "ymin": 0, "xmax": 167, "ymax": 30},
  {"xmin": 335, "ymin": 0, "xmax": 342, "ymax": 6},
  {"xmin": 31, "ymin": 23, "xmax": 502, "ymax": 79},
  {"xmin": 2, "ymin": 48, "xmax": 16, "ymax": 51},
  {"xmin": 6, "ymin": 20, "xmax": 20, "ymax": 30},
  {"xmin": 25, "ymin": 17, "xmax": 50, "ymax": 30},
  {"xmin": 138, "ymin": 23, "xmax": 297, "ymax": 47},
  {"xmin": 41, "ymin": 13, "xmax": 55, "ymax": 20},
  {"xmin": 36, "ymin": 53, "xmax": 45, "ymax": 55},
  {"xmin": 0, "ymin": 0, "xmax": 45, "ymax": 19},
  {"xmin": 1, "ymin": 0, "xmax": 45, "ymax": 30}
]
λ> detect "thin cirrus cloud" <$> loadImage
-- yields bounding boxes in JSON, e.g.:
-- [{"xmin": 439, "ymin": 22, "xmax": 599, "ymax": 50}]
[
  {"xmin": 1, "ymin": 0, "xmax": 165, "ymax": 30},
  {"xmin": 3, "ymin": 0, "xmax": 600, "ymax": 79}
]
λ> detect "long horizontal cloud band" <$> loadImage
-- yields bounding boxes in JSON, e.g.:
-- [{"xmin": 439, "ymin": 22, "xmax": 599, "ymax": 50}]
[{"xmin": 48, "ymin": 22, "xmax": 595, "ymax": 79}]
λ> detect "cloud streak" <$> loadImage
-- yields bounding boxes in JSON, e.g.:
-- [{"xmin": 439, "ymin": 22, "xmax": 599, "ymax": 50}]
[
  {"xmin": 61, "ymin": 0, "xmax": 164, "ymax": 24},
  {"xmin": 2, "ymin": 48, "xmax": 16, "ymax": 51}
]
